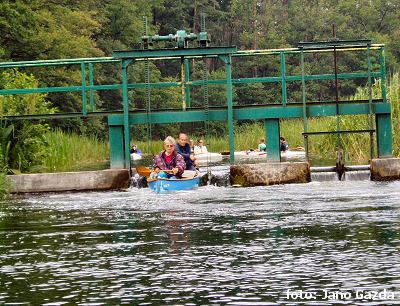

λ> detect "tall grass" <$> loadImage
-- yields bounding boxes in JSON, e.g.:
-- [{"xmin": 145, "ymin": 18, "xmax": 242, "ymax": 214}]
[
  {"xmin": 40, "ymin": 129, "xmax": 109, "ymax": 172},
  {"xmin": 387, "ymin": 73, "xmax": 400, "ymax": 156}
]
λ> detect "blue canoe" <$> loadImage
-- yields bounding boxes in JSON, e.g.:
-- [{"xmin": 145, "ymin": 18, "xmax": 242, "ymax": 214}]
[{"xmin": 148, "ymin": 176, "xmax": 200, "ymax": 193}]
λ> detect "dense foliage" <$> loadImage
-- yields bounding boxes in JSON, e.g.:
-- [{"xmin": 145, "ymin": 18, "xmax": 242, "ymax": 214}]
[
  {"xmin": 0, "ymin": 0, "xmax": 398, "ymax": 198},
  {"xmin": 0, "ymin": 70, "xmax": 55, "ymax": 173},
  {"xmin": 0, "ymin": 0, "xmax": 399, "ymax": 141}
]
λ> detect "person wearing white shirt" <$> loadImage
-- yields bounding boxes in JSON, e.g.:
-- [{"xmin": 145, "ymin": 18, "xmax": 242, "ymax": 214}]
[{"xmin": 194, "ymin": 139, "xmax": 208, "ymax": 155}]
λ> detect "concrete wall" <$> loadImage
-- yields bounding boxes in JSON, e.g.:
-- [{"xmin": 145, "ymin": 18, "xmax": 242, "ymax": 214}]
[
  {"xmin": 230, "ymin": 162, "xmax": 310, "ymax": 186},
  {"xmin": 7, "ymin": 169, "xmax": 130, "ymax": 193},
  {"xmin": 371, "ymin": 158, "xmax": 400, "ymax": 181}
]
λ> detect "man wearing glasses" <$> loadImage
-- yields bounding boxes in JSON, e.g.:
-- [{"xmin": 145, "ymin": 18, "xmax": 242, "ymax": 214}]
[{"xmin": 175, "ymin": 132, "xmax": 197, "ymax": 170}]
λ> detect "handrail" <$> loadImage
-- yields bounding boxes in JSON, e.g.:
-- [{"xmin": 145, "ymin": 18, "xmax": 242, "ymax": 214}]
[{"xmin": 0, "ymin": 44, "xmax": 385, "ymax": 68}]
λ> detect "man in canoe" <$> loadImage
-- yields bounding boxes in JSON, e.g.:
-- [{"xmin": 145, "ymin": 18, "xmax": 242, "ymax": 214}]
[
  {"xmin": 152, "ymin": 136, "xmax": 185, "ymax": 179},
  {"xmin": 175, "ymin": 132, "xmax": 197, "ymax": 170}
]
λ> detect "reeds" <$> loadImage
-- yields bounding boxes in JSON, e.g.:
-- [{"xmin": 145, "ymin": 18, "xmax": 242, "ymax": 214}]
[{"xmin": 39, "ymin": 129, "xmax": 109, "ymax": 172}]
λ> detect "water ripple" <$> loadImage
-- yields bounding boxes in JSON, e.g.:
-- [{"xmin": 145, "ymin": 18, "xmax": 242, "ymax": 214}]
[{"xmin": 1, "ymin": 180, "xmax": 400, "ymax": 304}]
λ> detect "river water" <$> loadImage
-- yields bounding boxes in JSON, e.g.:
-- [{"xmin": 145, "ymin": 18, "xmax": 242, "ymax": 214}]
[{"xmin": 1, "ymin": 180, "xmax": 400, "ymax": 305}]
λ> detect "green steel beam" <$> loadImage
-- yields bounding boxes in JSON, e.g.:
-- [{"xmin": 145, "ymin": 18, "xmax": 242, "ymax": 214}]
[
  {"xmin": 0, "ymin": 44, "xmax": 384, "ymax": 69},
  {"xmin": 285, "ymin": 72, "xmax": 381, "ymax": 82},
  {"xmin": 5, "ymin": 111, "xmax": 123, "ymax": 120},
  {"xmin": 112, "ymin": 46, "xmax": 237, "ymax": 59},
  {"xmin": 235, "ymin": 45, "xmax": 384, "ymax": 57},
  {"xmin": 108, "ymin": 109, "xmax": 226, "ymax": 125},
  {"xmin": 107, "ymin": 102, "xmax": 391, "ymax": 126},
  {"xmin": 0, "ymin": 86, "xmax": 85, "ymax": 95},
  {"xmin": 5, "ymin": 102, "xmax": 390, "ymax": 121},
  {"xmin": 0, "ymin": 57, "xmax": 118, "ymax": 68},
  {"xmin": 189, "ymin": 72, "xmax": 381, "ymax": 86},
  {"xmin": 0, "ymin": 72, "xmax": 382, "ymax": 97},
  {"xmin": 234, "ymin": 103, "xmax": 390, "ymax": 120},
  {"xmin": 298, "ymin": 39, "xmax": 371, "ymax": 48}
]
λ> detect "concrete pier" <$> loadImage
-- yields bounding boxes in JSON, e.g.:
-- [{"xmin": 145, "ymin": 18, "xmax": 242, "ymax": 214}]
[
  {"xmin": 7, "ymin": 169, "xmax": 130, "ymax": 193},
  {"xmin": 230, "ymin": 162, "xmax": 310, "ymax": 186},
  {"xmin": 370, "ymin": 158, "xmax": 400, "ymax": 181}
]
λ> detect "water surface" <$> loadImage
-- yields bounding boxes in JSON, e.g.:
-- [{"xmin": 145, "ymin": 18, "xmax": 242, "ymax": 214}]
[{"xmin": 1, "ymin": 180, "xmax": 400, "ymax": 305}]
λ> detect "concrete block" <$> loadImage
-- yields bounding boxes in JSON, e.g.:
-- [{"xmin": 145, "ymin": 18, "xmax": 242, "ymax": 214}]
[
  {"xmin": 7, "ymin": 169, "xmax": 130, "ymax": 193},
  {"xmin": 230, "ymin": 162, "xmax": 310, "ymax": 186},
  {"xmin": 371, "ymin": 158, "xmax": 400, "ymax": 181}
]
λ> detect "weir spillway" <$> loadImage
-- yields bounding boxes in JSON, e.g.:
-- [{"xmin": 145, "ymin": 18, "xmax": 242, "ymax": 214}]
[{"xmin": 7, "ymin": 158, "xmax": 400, "ymax": 193}]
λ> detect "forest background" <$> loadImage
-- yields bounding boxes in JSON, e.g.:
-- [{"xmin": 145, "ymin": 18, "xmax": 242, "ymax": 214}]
[{"xmin": 0, "ymin": 0, "xmax": 399, "ymax": 175}]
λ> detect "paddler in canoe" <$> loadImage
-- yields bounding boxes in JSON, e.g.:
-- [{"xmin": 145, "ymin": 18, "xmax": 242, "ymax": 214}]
[
  {"xmin": 150, "ymin": 136, "xmax": 186, "ymax": 179},
  {"xmin": 175, "ymin": 132, "xmax": 197, "ymax": 171}
]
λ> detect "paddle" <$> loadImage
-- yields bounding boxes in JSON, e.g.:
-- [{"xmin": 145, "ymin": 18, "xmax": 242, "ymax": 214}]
[{"xmin": 136, "ymin": 166, "xmax": 174, "ymax": 177}]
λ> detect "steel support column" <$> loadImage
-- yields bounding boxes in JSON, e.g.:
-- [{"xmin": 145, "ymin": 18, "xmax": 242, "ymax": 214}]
[
  {"xmin": 122, "ymin": 59, "xmax": 133, "ymax": 168},
  {"xmin": 265, "ymin": 119, "xmax": 280, "ymax": 162},
  {"xmin": 89, "ymin": 63, "xmax": 95, "ymax": 111},
  {"xmin": 81, "ymin": 63, "xmax": 87, "ymax": 116},
  {"xmin": 184, "ymin": 58, "xmax": 191, "ymax": 108},
  {"xmin": 109, "ymin": 125, "xmax": 125, "ymax": 168},
  {"xmin": 220, "ymin": 55, "xmax": 235, "ymax": 163},
  {"xmin": 280, "ymin": 52, "xmax": 287, "ymax": 106},
  {"xmin": 376, "ymin": 113, "xmax": 393, "ymax": 157}
]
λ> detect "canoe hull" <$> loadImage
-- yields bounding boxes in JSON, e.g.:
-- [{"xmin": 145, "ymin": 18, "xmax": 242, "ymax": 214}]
[{"xmin": 148, "ymin": 176, "xmax": 200, "ymax": 193}]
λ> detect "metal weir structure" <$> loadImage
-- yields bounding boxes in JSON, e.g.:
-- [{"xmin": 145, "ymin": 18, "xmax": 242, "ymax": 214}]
[{"xmin": 0, "ymin": 33, "xmax": 392, "ymax": 170}]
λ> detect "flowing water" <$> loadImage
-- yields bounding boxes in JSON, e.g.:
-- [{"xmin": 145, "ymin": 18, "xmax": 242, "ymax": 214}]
[{"xmin": 1, "ymin": 180, "xmax": 400, "ymax": 305}]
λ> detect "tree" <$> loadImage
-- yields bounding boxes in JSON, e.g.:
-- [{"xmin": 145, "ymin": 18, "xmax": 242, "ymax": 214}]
[{"xmin": 0, "ymin": 70, "xmax": 55, "ymax": 173}]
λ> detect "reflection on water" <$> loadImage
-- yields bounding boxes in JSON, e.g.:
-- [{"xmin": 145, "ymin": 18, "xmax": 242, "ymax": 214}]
[{"xmin": 1, "ymin": 181, "xmax": 400, "ymax": 305}]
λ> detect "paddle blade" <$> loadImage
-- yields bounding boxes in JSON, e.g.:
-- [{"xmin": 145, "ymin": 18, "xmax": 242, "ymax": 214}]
[
  {"xmin": 136, "ymin": 166, "xmax": 152, "ymax": 177},
  {"xmin": 136, "ymin": 166, "xmax": 176, "ymax": 177}
]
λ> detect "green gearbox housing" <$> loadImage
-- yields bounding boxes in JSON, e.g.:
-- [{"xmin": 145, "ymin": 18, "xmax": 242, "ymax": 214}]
[{"xmin": 141, "ymin": 30, "xmax": 210, "ymax": 49}]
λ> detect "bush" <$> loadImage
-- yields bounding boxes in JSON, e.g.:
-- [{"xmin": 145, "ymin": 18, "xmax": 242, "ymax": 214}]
[{"xmin": 0, "ymin": 70, "xmax": 55, "ymax": 173}]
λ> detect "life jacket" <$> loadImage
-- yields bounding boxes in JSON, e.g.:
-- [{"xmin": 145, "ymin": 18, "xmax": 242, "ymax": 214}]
[{"xmin": 161, "ymin": 151, "xmax": 178, "ymax": 169}]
